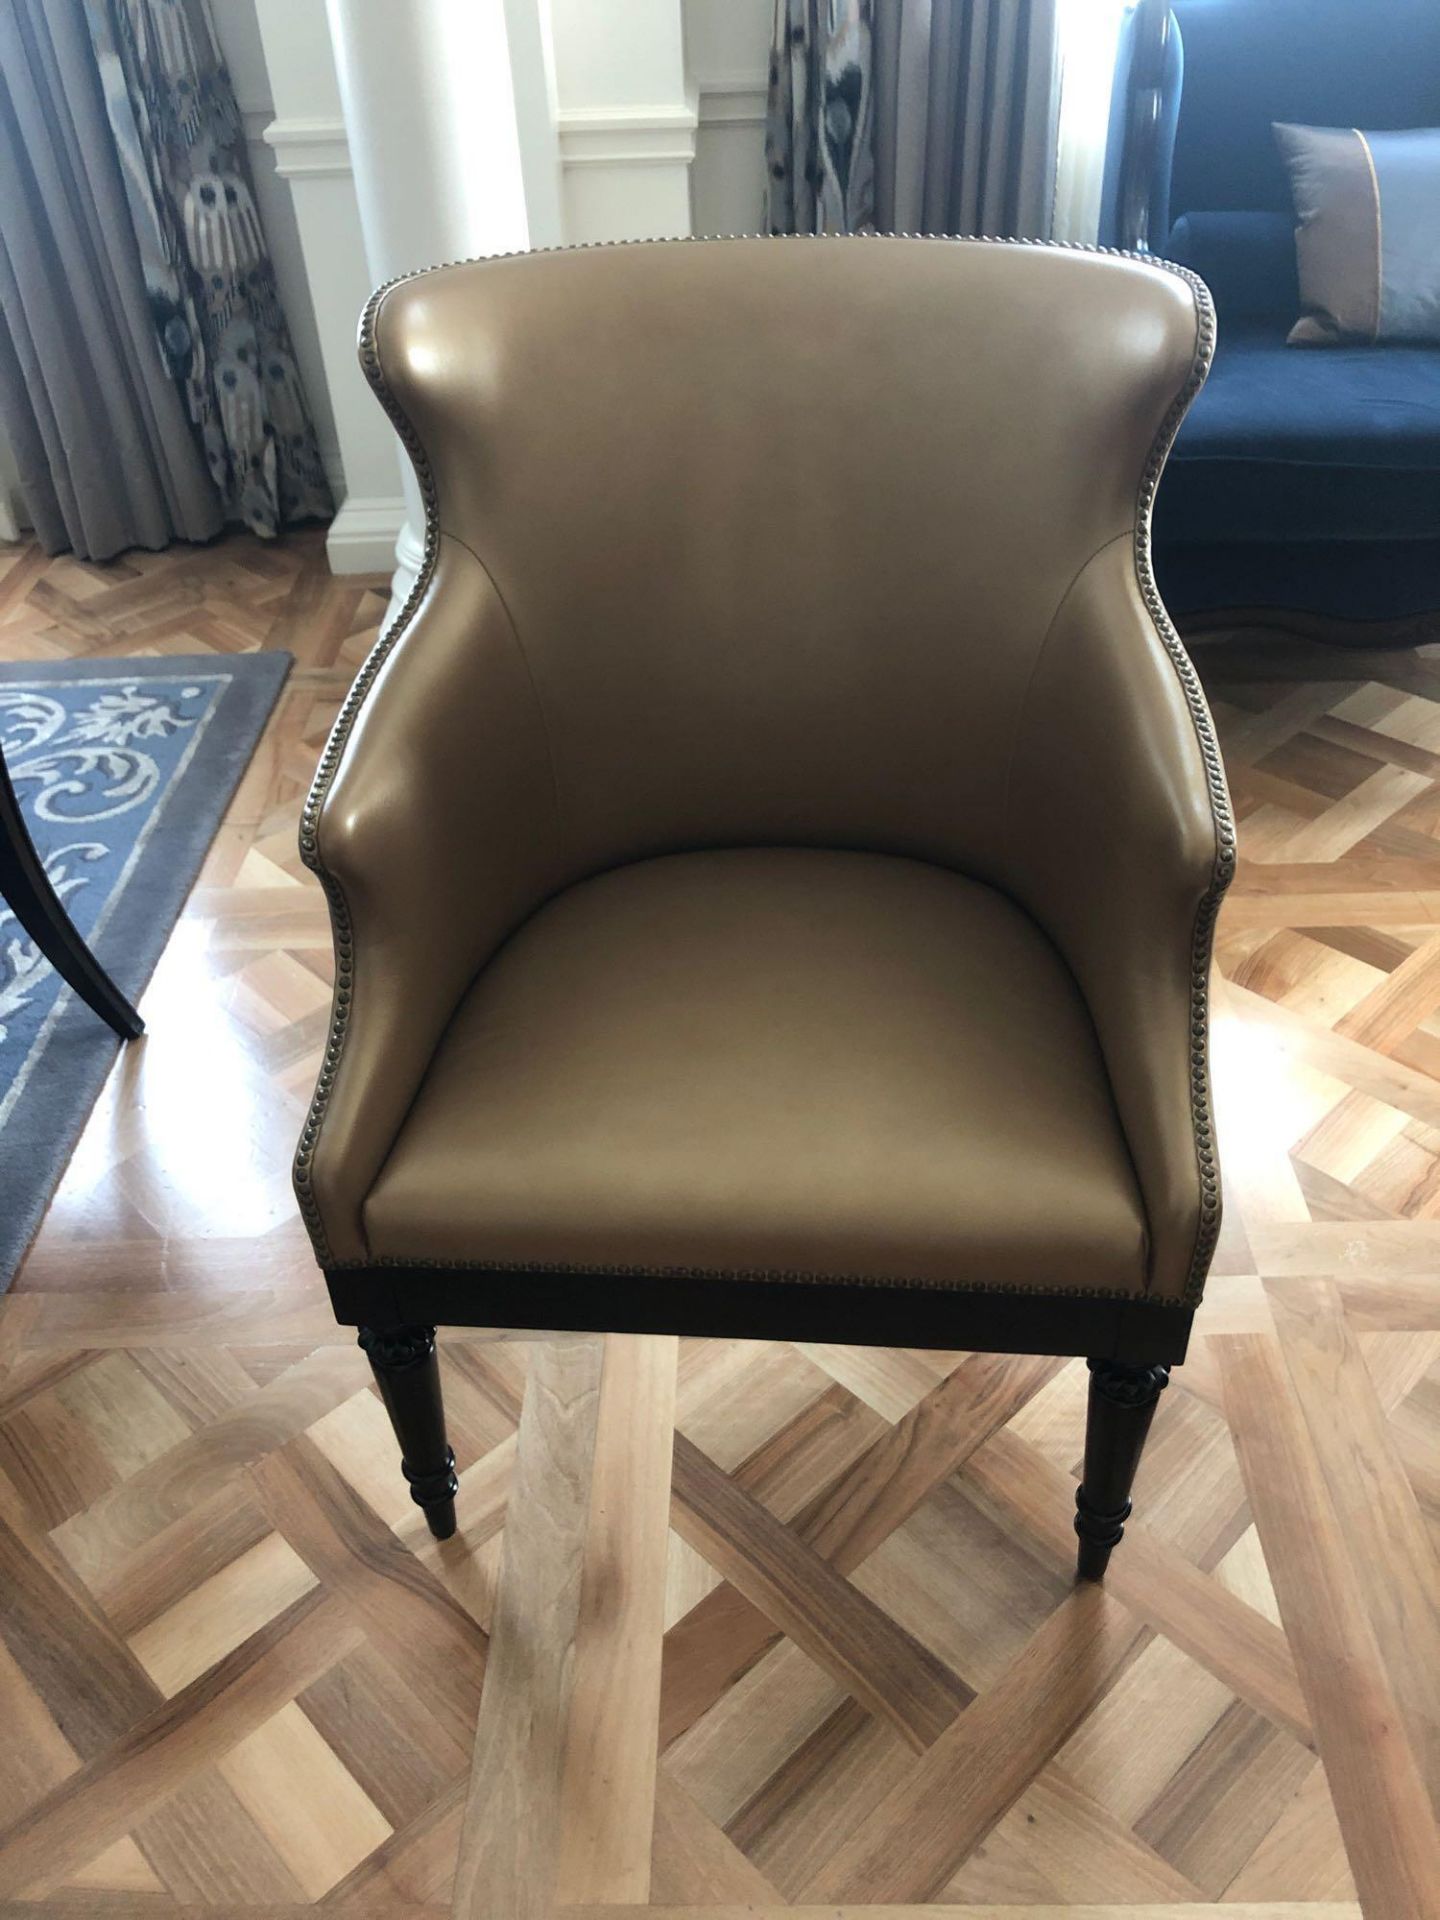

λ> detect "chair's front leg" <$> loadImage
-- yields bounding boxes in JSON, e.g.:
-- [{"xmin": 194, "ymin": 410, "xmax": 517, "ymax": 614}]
[
  {"xmin": 359, "ymin": 1325, "xmax": 459, "ymax": 1539},
  {"xmin": 1074, "ymin": 1358, "xmax": 1170, "ymax": 1580}
]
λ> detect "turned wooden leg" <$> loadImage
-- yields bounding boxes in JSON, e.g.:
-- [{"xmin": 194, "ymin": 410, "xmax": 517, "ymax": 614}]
[
  {"xmin": 359, "ymin": 1325, "xmax": 458, "ymax": 1539},
  {"xmin": 1074, "ymin": 1357, "xmax": 1170, "ymax": 1581}
]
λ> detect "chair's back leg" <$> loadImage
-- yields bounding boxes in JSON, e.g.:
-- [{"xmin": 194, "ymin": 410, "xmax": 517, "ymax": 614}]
[
  {"xmin": 359, "ymin": 1325, "xmax": 459, "ymax": 1539},
  {"xmin": 1075, "ymin": 1357, "xmax": 1170, "ymax": 1580}
]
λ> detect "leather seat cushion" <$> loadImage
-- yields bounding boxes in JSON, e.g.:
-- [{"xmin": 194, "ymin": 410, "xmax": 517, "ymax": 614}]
[{"xmin": 362, "ymin": 849, "xmax": 1150, "ymax": 1294}]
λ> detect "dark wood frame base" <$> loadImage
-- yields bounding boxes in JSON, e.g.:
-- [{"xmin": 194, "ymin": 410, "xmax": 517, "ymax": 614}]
[
  {"xmin": 343, "ymin": 1266, "xmax": 1190, "ymax": 1571},
  {"xmin": 331, "ymin": 1267, "xmax": 1193, "ymax": 1364}
]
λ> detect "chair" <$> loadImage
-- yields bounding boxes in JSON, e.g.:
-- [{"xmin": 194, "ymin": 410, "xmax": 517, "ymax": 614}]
[
  {"xmin": 294, "ymin": 236, "xmax": 1233, "ymax": 1582},
  {"xmin": 1105, "ymin": 0, "xmax": 1440, "ymax": 631}
]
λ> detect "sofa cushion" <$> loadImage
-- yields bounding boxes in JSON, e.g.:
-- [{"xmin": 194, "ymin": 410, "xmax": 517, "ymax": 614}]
[
  {"xmin": 1183, "ymin": 326, "xmax": 1440, "ymax": 466},
  {"xmin": 1168, "ymin": 211, "xmax": 1298, "ymax": 323},
  {"xmin": 1161, "ymin": 323, "xmax": 1440, "ymax": 543}
]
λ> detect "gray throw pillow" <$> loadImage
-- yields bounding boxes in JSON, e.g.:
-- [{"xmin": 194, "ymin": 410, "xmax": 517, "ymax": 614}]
[{"xmin": 1273, "ymin": 122, "xmax": 1440, "ymax": 345}]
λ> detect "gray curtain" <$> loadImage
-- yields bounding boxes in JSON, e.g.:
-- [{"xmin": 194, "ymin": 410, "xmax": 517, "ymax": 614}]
[
  {"xmin": 875, "ymin": 0, "xmax": 1061, "ymax": 238},
  {"xmin": 765, "ymin": 0, "xmax": 1062, "ymax": 241},
  {"xmin": 0, "ymin": 0, "xmax": 223, "ymax": 560}
]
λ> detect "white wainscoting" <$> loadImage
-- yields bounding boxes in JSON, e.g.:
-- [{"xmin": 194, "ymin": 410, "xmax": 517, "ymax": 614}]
[
  {"xmin": 693, "ymin": 75, "xmax": 768, "ymax": 236},
  {"xmin": 556, "ymin": 96, "xmax": 698, "ymax": 241}
]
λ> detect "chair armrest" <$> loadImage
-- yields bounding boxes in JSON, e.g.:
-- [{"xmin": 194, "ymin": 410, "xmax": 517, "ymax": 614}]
[
  {"xmin": 1006, "ymin": 533, "xmax": 1234, "ymax": 1306},
  {"xmin": 295, "ymin": 534, "xmax": 562, "ymax": 1265}
]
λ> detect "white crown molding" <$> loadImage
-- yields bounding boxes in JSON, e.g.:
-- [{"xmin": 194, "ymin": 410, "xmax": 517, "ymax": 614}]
[
  {"xmin": 696, "ymin": 74, "xmax": 769, "ymax": 129},
  {"xmin": 557, "ymin": 94, "xmax": 698, "ymax": 169},
  {"xmin": 247, "ymin": 89, "xmax": 758, "ymax": 182},
  {"xmin": 237, "ymin": 102, "xmax": 272, "ymax": 145},
  {"xmin": 261, "ymin": 116, "xmax": 352, "ymax": 181}
]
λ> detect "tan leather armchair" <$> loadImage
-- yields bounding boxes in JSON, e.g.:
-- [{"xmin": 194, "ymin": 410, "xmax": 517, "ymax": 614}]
[{"xmin": 295, "ymin": 236, "xmax": 1232, "ymax": 1577}]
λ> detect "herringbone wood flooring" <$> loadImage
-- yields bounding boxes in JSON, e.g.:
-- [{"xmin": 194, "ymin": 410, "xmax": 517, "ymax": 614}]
[{"xmin": 0, "ymin": 528, "xmax": 1437, "ymax": 1918}]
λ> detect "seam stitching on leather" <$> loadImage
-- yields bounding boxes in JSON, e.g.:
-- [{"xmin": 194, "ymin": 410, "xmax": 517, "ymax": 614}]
[
  {"xmin": 1002, "ymin": 528, "xmax": 1133, "ymax": 837},
  {"xmin": 1004, "ymin": 529, "xmax": 1160, "ymax": 1303},
  {"xmin": 295, "ymin": 233, "xmax": 1231, "ymax": 1311},
  {"xmin": 440, "ymin": 528, "xmax": 567, "ymax": 876}
]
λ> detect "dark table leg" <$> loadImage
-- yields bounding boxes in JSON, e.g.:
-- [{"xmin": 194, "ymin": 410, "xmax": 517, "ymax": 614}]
[{"xmin": 0, "ymin": 747, "xmax": 143, "ymax": 1041}]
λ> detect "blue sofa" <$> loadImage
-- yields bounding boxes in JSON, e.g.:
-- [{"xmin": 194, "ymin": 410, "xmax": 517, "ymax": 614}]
[{"xmin": 1105, "ymin": 0, "xmax": 1440, "ymax": 629}]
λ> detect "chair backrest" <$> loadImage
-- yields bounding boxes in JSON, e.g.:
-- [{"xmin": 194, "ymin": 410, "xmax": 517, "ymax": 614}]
[
  {"xmin": 371, "ymin": 237, "xmax": 1203, "ymax": 887},
  {"xmin": 1169, "ymin": 0, "xmax": 1440, "ymax": 223}
]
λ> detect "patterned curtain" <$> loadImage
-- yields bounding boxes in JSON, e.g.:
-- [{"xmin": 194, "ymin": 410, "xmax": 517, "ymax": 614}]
[
  {"xmin": 82, "ymin": 0, "xmax": 331, "ymax": 537},
  {"xmin": 0, "ymin": 0, "xmax": 224, "ymax": 561},
  {"xmin": 765, "ymin": 1, "xmax": 876, "ymax": 234},
  {"xmin": 767, "ymin": 1, "xmax": 1064, "ymax": 243}
]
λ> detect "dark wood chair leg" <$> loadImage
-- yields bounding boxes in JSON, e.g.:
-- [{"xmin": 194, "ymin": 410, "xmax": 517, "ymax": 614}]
[
  {"xmin": 0, "ymin": 749, "xmax": 144, "ymax": 1040},
  {"xmin": 1074, "ymin": 1357, "xmax": 1170, "ymax": 1581},
  {"xmin": 359, "ymin": 1325, "xmax": 458, "ymax": 1539}
]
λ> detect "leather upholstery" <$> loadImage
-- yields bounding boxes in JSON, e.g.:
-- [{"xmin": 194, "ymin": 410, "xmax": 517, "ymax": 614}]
[
  {"xmin": 296, "ymin": 236, "xmax": 1230, "ymax": 1309},
  {"xmin": 363, "ymin": 849, "xmax": 1149, "ymax": 1291}
]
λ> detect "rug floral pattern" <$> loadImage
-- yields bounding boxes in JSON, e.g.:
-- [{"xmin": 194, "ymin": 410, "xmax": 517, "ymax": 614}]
[
  {"xmin": 0, "ymin": 677, "xmax": 218, "ymax": 1053},
  {"xmin": 0, "ymin": 651, "xmax": 289, "ymax": 1292}
]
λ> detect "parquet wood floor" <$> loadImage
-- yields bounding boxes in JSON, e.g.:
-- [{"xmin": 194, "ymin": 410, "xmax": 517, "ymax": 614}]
[{"xmin": 0, "ymin": 528, "xmax": 1437, "ymax": 1918}]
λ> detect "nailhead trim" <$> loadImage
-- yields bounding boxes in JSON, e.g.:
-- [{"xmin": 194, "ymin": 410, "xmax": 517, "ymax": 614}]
[
  {"xmin": 1124, "ymin": 264, "xmax": 1234, "ymax": 1307},
  {"xmin": 336, "ymin": 1253, "xmax": 1179, "ymax": 1304},
  {"xmin": 291, "ymin": 253, "xmax": 441, "ymax": 1262},
  {"xmin": 294, "ymin": 232, "xmax": 1232, "ymax": 1307}
]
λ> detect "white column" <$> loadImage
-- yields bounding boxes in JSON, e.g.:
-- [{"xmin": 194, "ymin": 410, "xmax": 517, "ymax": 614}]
[
  {"xmin": 549, "ymin": 0, "xmax": 695, "ymax": 242},
  {"xmin": 324, "ymin": 0, "xmax": 558, "ymax": 623}
]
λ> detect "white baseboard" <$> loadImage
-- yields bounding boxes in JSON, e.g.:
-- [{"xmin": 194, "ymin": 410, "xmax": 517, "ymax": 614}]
[{"xmin": 326, "ymin": 496, "xmax": 407, "ymax": 576}]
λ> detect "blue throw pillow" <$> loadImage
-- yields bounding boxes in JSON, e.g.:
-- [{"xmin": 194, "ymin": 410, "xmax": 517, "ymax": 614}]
[{"xmin": 1273, "ymin": 122, "xmax": 1440, "ymax": 345}]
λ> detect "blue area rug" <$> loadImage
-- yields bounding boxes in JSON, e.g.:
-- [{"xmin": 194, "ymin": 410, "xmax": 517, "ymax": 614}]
[{"xmin": 0, "ymin": 652, "xmax": 291, "ymax": 1289}]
